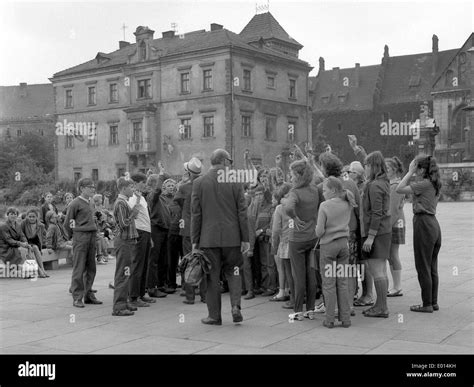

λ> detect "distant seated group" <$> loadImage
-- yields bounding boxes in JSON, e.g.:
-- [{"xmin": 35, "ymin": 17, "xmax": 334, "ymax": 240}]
[{"xmin": 0, "ymin": 190, "xmax": 116, "ymax": 278}]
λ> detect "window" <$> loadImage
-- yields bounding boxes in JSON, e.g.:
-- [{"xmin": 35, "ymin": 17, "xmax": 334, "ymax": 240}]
[
  {"xmin": 408, "ymin": 75, "xmax": 421, "ymax": 87},
  {"xmin": 180, "ymin": 118, "xmax": 191, "ymax": 140},
  {"xmin": 109, "ymin": 83, "xmax": 118, "ymax": 103},
  {"xmin": 92, "ymin": 169, "xmax": 99, "ymax": 182},
  {"xmin": 265, "ymin": 115, "xmax": 277, "ymax": 141},
  {"xmin": 382, "ymin": 112, "xmax": 390, "ymax": 122},
  {"xmin": 288, "ymin": 121, "xmax": 296, "ymax": 142},
  {"xmin": 181, "ymin": 72, "xmax": 190, "ymax": 93},
  {"xmin": 65, "ymin": 89, "xmax": 73, "ymax": 108},
  {"xmin": 203, "ymin": 69, "xmax": 213, "ymax": 91},
  {"xmin": 203, "ymin": 116, "xmax": 214, "ymax": 137},
  {"xmin": 110, "ymin": 125, "xmax": 119, "ymax": 145},
  {"xmin": 243, "ymin": 69, "xmax": 251, "ymax": 91},
  {"xmin": 405, "ymin": 111, "xmax": 414, "ymax": 122},
  {"xmin": 241, "ymin": 115, "xmax": 251, "ymax": 137},
  {"xmin": 88, "ymin": 86, "xmax": 96, "ymax": 105},
  {"xmin": 289, "ymin": 79, "xmax": 296, "ymax": 99},
  {"xmin": 337, "ymin": 123, "xmax": 342, "ymax": 132},
  {"xmin": 66, "ymin": 135, "xmax": 74, "ymax": 148},
  {"xmin": 117, "ymin": 164, "xmax": 126, "ymax": 178},
  {"xmin": 73, "ymin": 171, "xmax": 81, "ymax": 182},
  {"xmin": 88, "ymin": 132, "xmax": 98, "ymax": 147},
  {"xmin": 445, "ymin": 70, "xmax": 454, "ymax": 87},
  {"xmin": 267, "ymin": 76, "xmax": 275, "ymax": 89},
  {"xmin": 322, "ymin": 96, "xmax": 329, "ymax": 104},
  {"xmin": 38, "ymin": 129, "xmax": 44, "ymax": 136},
  {"xmin": 16, "ymin": 129, "xmax": 22, "ymax": 137},
  {"xmin": 132, "ymin": 122, "xmax": 142, "ymax": 144},
  {"xmin": 138, "ymin": 79, "xmax": 151, "ymax": 99},
  {"xmin": 139, "ymin": 41, "xmax": 146, "ymax": 61}
]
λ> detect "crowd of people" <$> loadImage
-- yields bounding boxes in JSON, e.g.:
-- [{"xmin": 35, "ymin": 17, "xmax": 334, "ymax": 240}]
[{"xmin": 0, "ymin": 135, "xmax": 443, "ymax": 326}]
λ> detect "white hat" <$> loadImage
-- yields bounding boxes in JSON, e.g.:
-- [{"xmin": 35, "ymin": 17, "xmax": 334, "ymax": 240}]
[{"xmin": 184, "ymin": 157, "xmax": 202, "ymax": 175}]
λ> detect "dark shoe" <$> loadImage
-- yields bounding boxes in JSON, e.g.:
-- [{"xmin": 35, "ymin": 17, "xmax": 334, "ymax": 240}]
[
  {"xmin": 433, "ymin": 304, "xmax": 439, "ymax": 311},
  {"xmin": 341, "ymin": 321, "xmax": 351, "ymax": 328},
  {"xmin": 387, "ymin": 289, "xmax": 403, "ymax": 297},
  {"xmin": 73, "ymin": 300, "xmax": 85, "ymax": 308},
  {"xmin": 183, "ymin": 299, "xmax": 195, "ymax": 305},
  {"xmin": 244, "ymin": 292, "xmax": 255, "ymax": 300},
  {"xmin": 91, "ymin": 289, "xmax": 97, "ymax": 293},
  {"xmin": 253, "ymin": 288, "xmax": 264, "ymax": 295},
  {"xmin": 269, "ymin": 294, "xmax": 289, "ymax": 302},
  {"xmin": 148, "ymin": 289, "xmax": 167, "ymax": 298},
  {"xmin": 410, "ymin": 305, "xmax": 433, "ymax": 313},
  {"xmin": 112, "ymin": 309, "xmax": 134, "ymax": 316},
  {"xmin": 108, "ymin": 282, "xmax": 115, "ymax": 289},
  {"xmin": 126, "ymin": 303, "xmax": 138, "ymax": 311},
  {"xmin": 84, "ymin": 297, "xmax": 103, "ymax": 305},
  {"xmin": 140, "ymin": 296, "xmax": 156, "ymax": 304},
  {"xmin": 261, "ymin": 289, "xmax": 277, "ymax": 297},
  {"xmin": 201, "ymin": 317, "xmax": 222, "ymax": 326},
  {"xmin": 241, "ymin": 290, "xmax": 248, "ymax": 296},
  {"xmin": 179, "ymin": 291, "xmax": 186, "ymax": 297},
  {"xmin": 158, "ymin": 286, "xmax": 176, "ymax": 294},
  {"xmin": 364, "ymin": 308, "xmax": 389, "ymax": 318},
  {"xmin": 282, "ymin": 301, "xmax": 295, "ymax": 309},
  {"xmin": 323, "ymin": 320, "xmax": 335, "ymax": 329},
  {"xmin": 201, "ymin": 298, "xmax": 206, "ymax": 303},
  {"xmin": 232, "ymin": 305, "xmax": 243, "ymax": 323}
]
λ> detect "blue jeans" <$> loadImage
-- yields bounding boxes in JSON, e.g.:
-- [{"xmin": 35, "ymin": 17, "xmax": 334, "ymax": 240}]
[{"xmin": 320, "ymin": 237, "xmax": 351, "ymax": 324}]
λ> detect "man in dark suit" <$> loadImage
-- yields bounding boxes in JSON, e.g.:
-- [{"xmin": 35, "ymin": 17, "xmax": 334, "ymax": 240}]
[{"xmin": 191, "ymin": 149, "xmax": 250, "ymax": 325}]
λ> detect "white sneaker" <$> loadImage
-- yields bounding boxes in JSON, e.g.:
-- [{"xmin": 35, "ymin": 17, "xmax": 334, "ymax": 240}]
[{"xmin": 315, "ymin": 303, "xmax": 326, "ymax": 313}]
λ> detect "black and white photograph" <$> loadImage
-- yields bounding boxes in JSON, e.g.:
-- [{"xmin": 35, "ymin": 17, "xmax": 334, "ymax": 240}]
[{"xmin": 0, "ymin": 0, "xmax": 472, "ymax": 385}]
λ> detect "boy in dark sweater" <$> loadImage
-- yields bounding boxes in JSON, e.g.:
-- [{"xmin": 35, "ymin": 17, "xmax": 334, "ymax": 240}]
[{"xmin": 64, "ymin": 178, "xmax": 102, "ymax": 308}]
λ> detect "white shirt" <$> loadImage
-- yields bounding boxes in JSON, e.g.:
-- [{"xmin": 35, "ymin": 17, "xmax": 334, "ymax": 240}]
[{"xmin": 128, "ymin": 193, "xmax": 151, "ymax": 233}]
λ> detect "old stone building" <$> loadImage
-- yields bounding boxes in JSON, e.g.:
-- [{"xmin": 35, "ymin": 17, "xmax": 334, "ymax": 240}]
[
  {"xmin": 311, "ymin": 35, "xmax": 458, "ymax": 168},
  {"xmin": 51, "ymin": 12, "xmax": 312, "ymax": 181},
  {"xmin": 0, "ymin": 83, "xmax": 55, "ymax": 141}
]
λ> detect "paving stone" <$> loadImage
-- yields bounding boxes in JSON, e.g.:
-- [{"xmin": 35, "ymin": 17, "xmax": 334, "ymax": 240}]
[
  {"xmin": 265, "ymin": 337, "xmax": 369, "ymax": 354},
  {"xmin": 366, "ymin": 340, "xmax": 473, "ymax": 354}
]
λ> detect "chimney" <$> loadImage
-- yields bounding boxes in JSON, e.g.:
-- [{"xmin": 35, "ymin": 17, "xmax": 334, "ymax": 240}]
[
  {"xmin": 119, "ymin": 41, "xmax": 130, "ymax": 49},
  {"xmin": 354, "ymin": 63, "xmax": 360, "ymax": 87},
  {"xmin": 210, "ymin": 23, "xmax": 223, "ymax": 31},
  {"xmin": 382, "ymin": 44, "xmax": 389, "ymax": 65},
  {"xmin": 134, "ymin": 26, "xmax": 155, "ymax": 42},
  {"xmin": 432, "ymin": 34, "xmax": 439, "ymax": 76},
  {"xmin": 19, "ymin": 82, "xmax": 27, "ymax": 97},
  {"xmin": 162, "ymin": 30, "xmax": 175, "ymax": 38},
  {"xmin": 319, "ymin": 57, "xmax": 325, "ymax": 73},
  {"xmin": 332, "ymin": 67, "xmax": 340, "ymax": 81}
]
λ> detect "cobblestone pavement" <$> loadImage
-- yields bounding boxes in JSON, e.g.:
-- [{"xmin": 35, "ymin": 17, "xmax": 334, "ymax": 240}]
[{"xmin": 0, "ymin": 202, "xmax": 472, "ymax": 354}]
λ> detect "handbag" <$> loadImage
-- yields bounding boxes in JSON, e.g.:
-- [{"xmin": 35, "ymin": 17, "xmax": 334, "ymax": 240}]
[{"xmin": 309, "ymin": 239, "xmax": 320, "ymax": 270}]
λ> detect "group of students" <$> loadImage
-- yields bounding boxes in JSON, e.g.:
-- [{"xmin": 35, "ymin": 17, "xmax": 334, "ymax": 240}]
[
  {"xmin": 0, "ymin": 136, "xmax": 443, "ymax": 325},
  {"xmin": 240, "ymin": 137, "xmax": 442, "ymax": 328}
]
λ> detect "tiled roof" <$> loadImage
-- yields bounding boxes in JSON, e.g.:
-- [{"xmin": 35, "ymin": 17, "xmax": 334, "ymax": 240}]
[
  {"xmin": 239, "ymin": 12, "xmax": 302, "ymax": 48},
  {"xmin": 0, "ymin": 83, "xmax": 54, "ymax": 121},
  {"xmin": 53, "ymin": 28, "xmax": 309, "ymax": 78},
  {"xmin": 379, "ymin": 49, "xmax": 457, "ymax": 104},
  {"xmin": 311, "ymin": 65, "xmax": 381, "ymax": 112}
]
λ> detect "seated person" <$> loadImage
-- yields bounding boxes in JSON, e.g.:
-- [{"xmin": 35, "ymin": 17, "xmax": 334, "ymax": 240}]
[
  {"xmin": 21, "ymin": 208, "xmax": 47, "ymax": 252},
  {"xmin": 45, "ymin": 211, "xmax": 73, "ymax": 252},
  {"xmin": 0, "ymin": 207, "xmax": 48, "ymax": 278}
]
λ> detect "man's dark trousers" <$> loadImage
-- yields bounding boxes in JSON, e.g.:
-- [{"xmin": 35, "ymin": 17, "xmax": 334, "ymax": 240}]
[
  {"xmin": 167, "ymin": 233, "xmax": 182, "ymax": 288},
  {"xmin": 147, "ymin": 225, "xmax": 168, "ymax": 290},
  {"xmin": 71, "ymin": 231, "xmax": 96, "ymax": 302},
  {"xmin": 202, "ymin": 247, "xmax": 242, "ymax": 320},
  {"xmin": 129, "ymin": 230, "xmax": 151, "ymax": 300},
  {"xmin": 114, "ymin": 238, "xmax": 137, "ymax": 312}
]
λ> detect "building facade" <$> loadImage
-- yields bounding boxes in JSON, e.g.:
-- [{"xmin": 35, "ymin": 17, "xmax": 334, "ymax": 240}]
[{"xmin": 51, "ymin": 12, "xmax": 312, "ymax": 182}]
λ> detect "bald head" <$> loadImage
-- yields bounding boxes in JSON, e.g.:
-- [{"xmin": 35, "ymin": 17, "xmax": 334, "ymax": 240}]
[{"xmin": 210, "ymin": 148, "xmax": 233, "ymax": 166}]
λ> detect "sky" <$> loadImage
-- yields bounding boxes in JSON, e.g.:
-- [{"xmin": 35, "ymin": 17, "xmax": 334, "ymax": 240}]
[{"xmin": 0, "ymin": 0, "xmax": 472, "ymax": 85}]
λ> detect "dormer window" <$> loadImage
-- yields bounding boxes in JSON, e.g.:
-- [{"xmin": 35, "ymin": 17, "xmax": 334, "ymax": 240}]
[
  {"xmin": 139, "ymin": 41, "xmax": 147, "ymax": 61},
  {"xmin": 408, "ymin": 75, "xmax": 421, "ymax": 87}
]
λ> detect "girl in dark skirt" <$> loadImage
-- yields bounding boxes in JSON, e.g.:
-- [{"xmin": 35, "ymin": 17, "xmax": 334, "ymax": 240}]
[
  {"xmin": 396, "ymin": 156, "xmax": 442, "ymax": 313},
  {"xmin": 385, "ymin": 157, "xmax": 406, "ymax": 297},
  {"xmin": 361, "ymin": 151, "xmax": 392, "ymax": 318}
]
